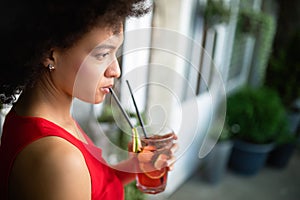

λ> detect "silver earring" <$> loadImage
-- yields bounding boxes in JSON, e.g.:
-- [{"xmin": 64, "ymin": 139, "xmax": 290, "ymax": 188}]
[{"xmin": 48, "ymin": 63, "xmax": 55, "ymax": 71}]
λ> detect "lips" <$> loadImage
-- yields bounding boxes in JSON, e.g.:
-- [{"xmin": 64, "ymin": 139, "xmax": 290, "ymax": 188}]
[
  {"xmin": 101, "ymin": 87, "xmax": 110, "ymax": 94},
  {"xmin": 100, "ymin": 84, "xmax": 113, "ymax": 94}
]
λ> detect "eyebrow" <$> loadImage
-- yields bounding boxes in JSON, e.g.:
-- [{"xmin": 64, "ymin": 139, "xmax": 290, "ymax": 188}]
[{"xmin": 94, "ymin": 44, "xmax": 117, "ymax": 50}]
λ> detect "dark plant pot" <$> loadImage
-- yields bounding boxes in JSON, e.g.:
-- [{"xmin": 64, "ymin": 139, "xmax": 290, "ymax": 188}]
[
  {"xmin": 229, "ymin": 140, "xmax": 274, "ymax": 176},
  {"xmin": 287, "ymin": 111, "xmax": 300, "ymax": 134},
  {"xmin": 267, "ymin": 143, "xmax": 296, "ymax": 169},
  {"xmin": 202, "ymin": 140, "xmax": 233, "ymax": 184}
]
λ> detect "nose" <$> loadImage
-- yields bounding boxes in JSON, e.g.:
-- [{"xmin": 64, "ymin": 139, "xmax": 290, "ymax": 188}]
[{"xmin": 104, "ymin": 57, "xmax": 121, "ymax": 78}]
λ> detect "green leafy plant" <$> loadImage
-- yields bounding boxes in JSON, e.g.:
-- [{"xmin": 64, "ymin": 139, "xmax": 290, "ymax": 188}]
[
  {"xmin": 204, "ymin": 0, "xmax": 231, "ymax": 28},
  {"xmin": 236, "ymin": 9, "xmax": 276, "ymax": 86},
  {"xmin": 226, "ymin": 86, "xmax": 286, "ymax": 144},
  {"xmin": 272, "ymin": 110, "xmax": 298, "ymax": 145},
  {"xmin": 97, "ymin": 106, "xmax": 115, "ymax": 123},
  {"xmin": 275, "ymin": 119, "xmax": 297, "ymax": 145},
  {"xmin": 237, "ymin": 9, "xmax": 264, "ymax": 35},
  {"xmin": 124, "ymin": 181, "xmax": 145, "ymax": 200}
]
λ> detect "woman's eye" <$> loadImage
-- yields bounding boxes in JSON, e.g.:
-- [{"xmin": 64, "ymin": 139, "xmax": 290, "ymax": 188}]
[{"xmin": 94, "ymin": 52, "xmax": 110, "ymax": 60}]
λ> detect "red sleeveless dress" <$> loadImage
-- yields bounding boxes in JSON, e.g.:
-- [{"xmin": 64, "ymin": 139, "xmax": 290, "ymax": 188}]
[{"xmin": 0, "ymin": 109, "xmax": 124, "ymax": 200}]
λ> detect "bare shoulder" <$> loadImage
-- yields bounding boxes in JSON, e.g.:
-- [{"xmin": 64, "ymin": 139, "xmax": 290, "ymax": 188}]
[{"xmin": 9, "ymin": 136, "xmax": 91, "ymax": 200}]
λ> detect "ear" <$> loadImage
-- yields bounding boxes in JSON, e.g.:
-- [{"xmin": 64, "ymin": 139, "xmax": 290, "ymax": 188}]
[{"xmin": 42, "ymin": 49, "xmax": 57, "ymax": 68}]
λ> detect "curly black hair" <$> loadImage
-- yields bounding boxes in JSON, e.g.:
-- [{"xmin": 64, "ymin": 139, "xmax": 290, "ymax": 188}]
[{"xmin": 0, "ymin": 0, "xmax": 151, "ymax": 104}]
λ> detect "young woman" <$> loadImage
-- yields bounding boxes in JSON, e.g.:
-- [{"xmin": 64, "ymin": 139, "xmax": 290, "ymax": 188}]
[{"xmin": 0, "ymin": 1, "xmax": 176, "ymax": 199}]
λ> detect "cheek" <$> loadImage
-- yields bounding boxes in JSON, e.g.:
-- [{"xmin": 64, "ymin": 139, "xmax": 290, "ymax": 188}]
[
  {"xmin": 55, "ymin": 56, "xmax": 83, "ymax": 93},
  {"xmin": 72, "ymin": 56, "xmax": 107, "ymax": 102}
]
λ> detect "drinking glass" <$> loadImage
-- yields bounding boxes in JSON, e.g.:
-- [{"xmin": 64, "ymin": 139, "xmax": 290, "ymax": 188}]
[{"xmin": 130, "ymin": 124, "xmax": 176, "ymax": 194}]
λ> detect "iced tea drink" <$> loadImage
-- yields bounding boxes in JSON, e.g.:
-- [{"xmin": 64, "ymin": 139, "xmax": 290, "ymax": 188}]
[{"xmin": 130, "ymin": 125, "xmax": 176, "ymax": 194}]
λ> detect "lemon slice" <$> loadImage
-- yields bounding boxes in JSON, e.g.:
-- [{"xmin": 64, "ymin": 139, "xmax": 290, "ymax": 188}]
[{"xmin": 132, "ymin": 127, "xmax": 142, "ymax": 153}]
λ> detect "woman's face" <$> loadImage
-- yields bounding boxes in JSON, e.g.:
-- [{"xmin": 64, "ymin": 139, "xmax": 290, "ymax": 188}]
[{"xmin": 52, "ymin": 26, "xmax": 123, "ymax": 104}]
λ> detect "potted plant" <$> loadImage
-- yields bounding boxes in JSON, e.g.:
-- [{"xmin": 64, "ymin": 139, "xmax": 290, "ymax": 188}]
[
  {"xmin": 226, "ymin": 86, "xmax": 286, "ymax": 175},
  {"xmin": 267, "ymin": 113, "xmax": 298, "ymax": 169},
  {"xmin": 201, "ymin": 122, "xmax": 233, "ymax": 184},
  {"xmin": 264, "ymin": 31, "xmax": 300, "ymax": 168}
]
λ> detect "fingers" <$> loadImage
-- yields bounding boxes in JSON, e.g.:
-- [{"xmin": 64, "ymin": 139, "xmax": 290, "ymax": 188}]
[
  {"xmin": 166, "ymin": 156, "xmax": 176, "ymax": 171},
  {"xmin": 137, "ymin": 151, "xmax": 172, "ymax": 170},
  {"xmin": 165, "ymin": 143, "xmax": 178, "ymax": 171},
  {"xmin": 167, "ymin": 165, "xmax": 174, "ymax": 171},
  {"xmin": 172, "ymin": 134, "xmax": 178, "ymax": 140},
  {"xmin": 137, "ymin": 149, "xmax": 154, "ymax": 163},
  {"xmin": 171, "ymin": 143, "xmax": 179, "ymax": 154},
  {"xmin": 134, "ymin": 134, "xmax": 179, "ymax": 172},
  {"xmin": 152, "ymin": 154, "xmax": 176, "ymax": 171},
  {"xmin": 154, "ymin": 154, "xmax": 169, "ymax": 169}
]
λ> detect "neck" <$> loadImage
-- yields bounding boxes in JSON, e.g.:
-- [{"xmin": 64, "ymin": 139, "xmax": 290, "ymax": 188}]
[
  {"xmin": 14, "ymin": 76, "xmax": 89, "ymax": 143},
  {"xmin": 15, "ymin": 85, "xmax": 88, "ymax": 142},
  {"xmin": 14, "ymin": 75, "xmax": 75, "ymax": 125}
]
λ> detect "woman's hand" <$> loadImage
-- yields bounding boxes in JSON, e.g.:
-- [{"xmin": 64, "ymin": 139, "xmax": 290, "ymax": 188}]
[
  {"xmin": 136, "ymin": 134, "xmax": 178, "ymax": 172},
  {"xmin": 116, "ymin": 134, "xmax": 178, "ymax": 185}
]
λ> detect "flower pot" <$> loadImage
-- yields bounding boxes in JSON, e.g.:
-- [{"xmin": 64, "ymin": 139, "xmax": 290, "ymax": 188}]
[
  {"xmin": 267, "ymin": 110, "xmax": 299, "ymax": 169},
  {"xmin": 267, "ymin": 143, "xmax": 296, "ymax": 169},
  {"xmin": 287, "ymin": 110, "xmax": 300, "ymax": 134},
  {"xmin": 202, "ymin": 140, "xmax": 233, "ymax": 184},
  {"xmin": 229, "ymin": 140, "xmax": 275, "ymax": 176}
]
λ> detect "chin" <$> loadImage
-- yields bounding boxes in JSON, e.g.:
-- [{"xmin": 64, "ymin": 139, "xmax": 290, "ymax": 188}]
[
  {"xmin": 93, "ymin": 95, "xmax": 106, "ymax": 104},
  {"xmin": 76, "ymin": 94, "xmax": 105, "ymax": 104},
  {"xmin": 94, "ymin": 99, "xmax": 104, "ymax": 104}
]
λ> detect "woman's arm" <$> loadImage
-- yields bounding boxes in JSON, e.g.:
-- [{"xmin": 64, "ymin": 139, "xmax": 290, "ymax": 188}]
[
  {"xmin": 112, "ymin": 157, "xmax": 137, "ymax": 185},
  {"xmin": 9, "ymin": 136, "xmax": 91, "ymax": 200}
]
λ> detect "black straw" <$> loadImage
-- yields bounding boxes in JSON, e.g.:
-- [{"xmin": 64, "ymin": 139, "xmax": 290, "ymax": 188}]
[
  {"xmin": 109, "ymin": 88, "xmax": 134, "ymax": 129},
  {"xmin": 126, "ymin": 80, "xmax": 148, "ymax": 138}
]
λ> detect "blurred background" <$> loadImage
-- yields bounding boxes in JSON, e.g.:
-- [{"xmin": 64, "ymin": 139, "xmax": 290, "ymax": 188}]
[
  {"xmin": 109, "ymin": 0, "xmax": 299, "ymax": 199},
  {"xmin": 1, "ymin": 0, "xmax": 299, "ymax": 199}
]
